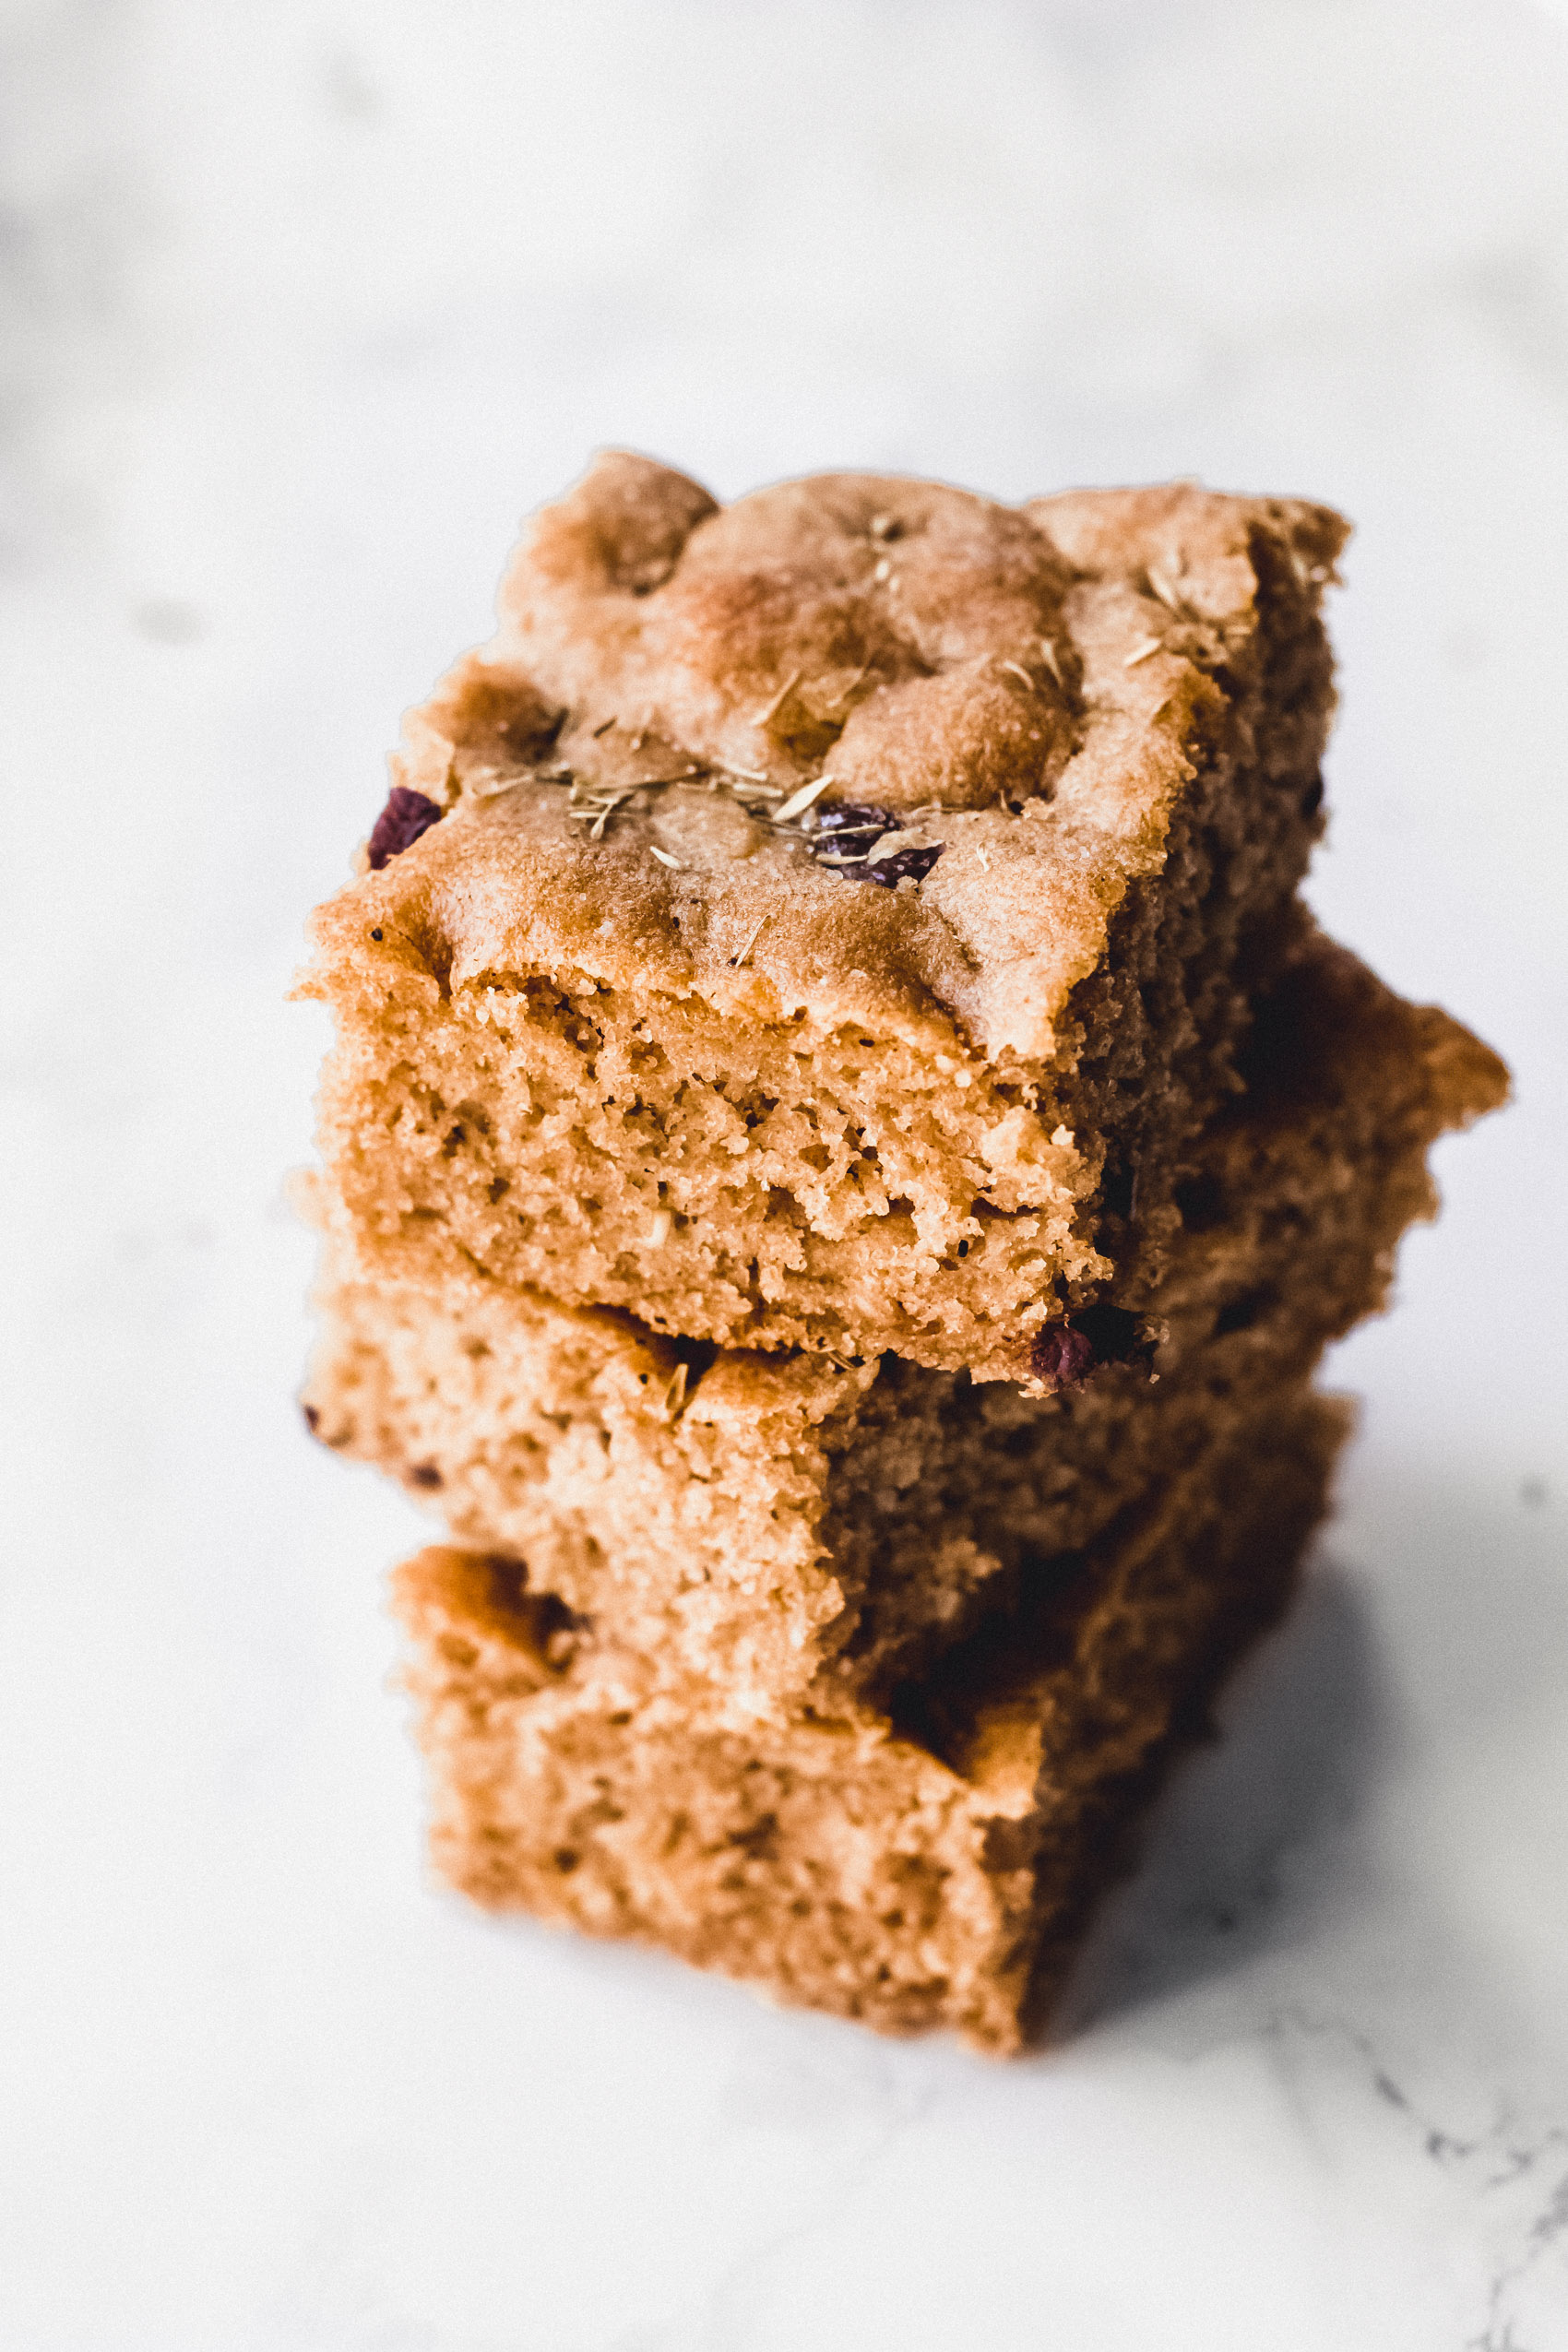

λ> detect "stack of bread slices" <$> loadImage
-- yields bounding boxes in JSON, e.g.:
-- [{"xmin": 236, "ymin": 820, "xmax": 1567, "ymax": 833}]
[{"xmin": 297, "ymin": 456, "xmax": 1504, "ymax": 2050}]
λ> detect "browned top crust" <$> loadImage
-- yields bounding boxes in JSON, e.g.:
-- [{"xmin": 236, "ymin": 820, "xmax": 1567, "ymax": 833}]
[{"xmin": 313, "ymin": 456, "xmax": 1347, "ymax": 1069}]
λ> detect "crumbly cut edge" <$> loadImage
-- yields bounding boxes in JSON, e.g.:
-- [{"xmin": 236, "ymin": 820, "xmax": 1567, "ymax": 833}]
[
  {"xmin": 310, "ymin": 1252, "xmax": 1310, "ymax": 1716},
  {"xmin": 287, "ymin": 814, "xmax": 1334, "ymax": 1384},
  {"xmin": 293, "ymin": 471, "xmax": 1358, "ymax": 1376},
  {"xmin": 391, "ymin": 1387, "xmax": 1348, "ymax": 2052},
  {"xmin": 302, "ymin": 927, "xmax": 1507, "ymax": 1712}
]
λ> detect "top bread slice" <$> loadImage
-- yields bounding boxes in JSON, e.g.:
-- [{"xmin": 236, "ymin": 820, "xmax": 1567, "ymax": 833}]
[{"xmin": 300, "ymin": 456, "xmax": 1348, "ymax": 1382}]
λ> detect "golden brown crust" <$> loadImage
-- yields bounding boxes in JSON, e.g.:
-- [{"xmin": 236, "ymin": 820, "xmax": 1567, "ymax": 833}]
[
  {"xmin": 316, "ymin": 454, "xmax": 1348, "ymax": 1068},
  {"xmin": 504, "ymin": 459, "xmax": 1079, "ymax": 809}
]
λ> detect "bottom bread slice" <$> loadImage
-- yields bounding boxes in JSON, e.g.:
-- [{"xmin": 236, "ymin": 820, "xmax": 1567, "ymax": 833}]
[{"xmin": 394, "ymin": 1384, "xmax": 1348, "ymax": 2053}]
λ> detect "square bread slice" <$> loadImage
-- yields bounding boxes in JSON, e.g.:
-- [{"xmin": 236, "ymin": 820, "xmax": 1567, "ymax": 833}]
[
  {"xmin": 393, "ymin": 1386, "xmax": 1348, "ymax": 2054},
  {"xmin": 299, "ymin": 457, "xmax": 1350, "ymax": 1383},
  {"xmin": 304, "ymin": 935, "xmax": 1505, "ymax": 1715}
]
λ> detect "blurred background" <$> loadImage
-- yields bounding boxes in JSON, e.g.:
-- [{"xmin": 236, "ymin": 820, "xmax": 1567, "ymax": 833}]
[{"xmin": 3, "ymin": 4, "xmax": 1566, "ymax": 2347}]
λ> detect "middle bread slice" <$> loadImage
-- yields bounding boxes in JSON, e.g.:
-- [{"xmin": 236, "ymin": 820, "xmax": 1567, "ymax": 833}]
[{"xmin": 303, "ymin": 932, "xmax": 1503, "ymax": 1719}]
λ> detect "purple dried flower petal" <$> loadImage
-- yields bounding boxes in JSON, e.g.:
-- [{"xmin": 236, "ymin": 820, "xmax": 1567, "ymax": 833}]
[
  {"xmin": 368, "ymin": 786, "xmax": 443, "ymax": 870},
  {"xmin": 862, "ymin": 842, "xmax": 944, "ymax": 887},
  {"xmin": 1029, "ymin": 1304, "xmax": 1148, "ymax": 1390},
  {"xmin": 810, "ymin": 805, "xmax": 944, "ymax": 886},
  {"xmin": 1029, "ymin": 1322, "xmax": 1099, "ymax": 1390},
  {"xmin": 815, "ymin": 802, "xmax": 897, "ymax": 838}
]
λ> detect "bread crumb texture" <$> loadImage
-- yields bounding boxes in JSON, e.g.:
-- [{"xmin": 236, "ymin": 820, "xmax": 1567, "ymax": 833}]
[
  {"xmin": 393, "ymin": 1390, "xmax": 1348, "ymax": 2053},
  {"xmin": 304, "ymin": 931, "xmax": 1506, "ymax": 1715},
  {"xmin": 299, "ymin": 459, "xmax": 1352, "ymax": 1374}
]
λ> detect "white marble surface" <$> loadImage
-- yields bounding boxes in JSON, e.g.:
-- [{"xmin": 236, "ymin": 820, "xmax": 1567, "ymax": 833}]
[{"xmin": 3, "ymin": 3, "xmax": 1567, "ymax": 2345}]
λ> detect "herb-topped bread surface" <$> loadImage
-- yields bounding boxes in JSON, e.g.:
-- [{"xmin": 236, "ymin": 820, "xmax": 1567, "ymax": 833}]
[{"xmin": 301, "ymin": 457, "xmax": 1347, "ymax": 1382}]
